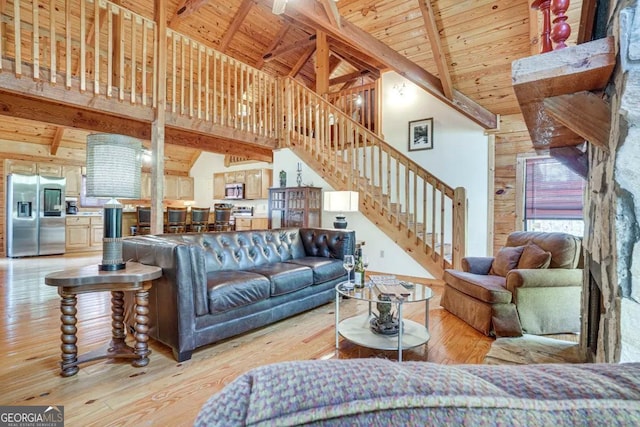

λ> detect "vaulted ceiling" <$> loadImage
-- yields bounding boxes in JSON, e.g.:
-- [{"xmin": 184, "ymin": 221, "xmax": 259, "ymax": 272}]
[{"xmin": 0, "ymin": 0, "xmax": 587, "ymax": 173}]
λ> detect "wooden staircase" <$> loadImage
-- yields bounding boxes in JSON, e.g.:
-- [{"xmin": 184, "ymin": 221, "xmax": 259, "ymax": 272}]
[{"xmin": 281, "ymin": 78, "xmax": 467, "ymax": 278}]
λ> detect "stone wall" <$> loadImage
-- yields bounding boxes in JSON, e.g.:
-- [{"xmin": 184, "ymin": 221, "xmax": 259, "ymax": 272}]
[{"xmin": 583, "ymin": 0, "xmax": 640, "ymax": 363}]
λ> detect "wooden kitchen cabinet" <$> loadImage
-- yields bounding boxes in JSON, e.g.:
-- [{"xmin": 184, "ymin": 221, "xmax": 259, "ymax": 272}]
[
  {"xmin": 164, "ymin": 175, "xmax": 194, "ymax": 200},
  {"xmin": 62, "ymin": 165, "xmax": 82, "ymax": 197},
  {"xmin": 235, "ymin": 217, "xmax": 268, "ymax": 231},
  {"xmin": 213, "ymin": 173, "xmax": 225, "ymax": 199},
  {"xmin": 66, "ymin": 216, "xmax": 103, "ymax": 252},
  {"xmin": 37, "ymin": 163, "xmax": 63, "ymax": 177},
  {"xmin": 65, "ymin": 217, "xmax": 91, "ymax": 252},
  {"xmin": 245, "ymin": 169, "xmax": 272, "ymax": 200},
  {"xmin": 224, "ymin": 171, "xmax": 245, "ymax": 184},
  {"xmin": 90, "ymin": 216, "xmax": 104, "ymax": 249},
  {"xmin": 4, "ymin": 159, "xmax": 37, "ymax": 175}
]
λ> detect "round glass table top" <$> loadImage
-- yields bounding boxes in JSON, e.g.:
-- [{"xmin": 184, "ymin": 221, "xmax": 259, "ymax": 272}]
[{"xmin": 336, "ymin": 278, "xmax": 433, "ymax": 304}]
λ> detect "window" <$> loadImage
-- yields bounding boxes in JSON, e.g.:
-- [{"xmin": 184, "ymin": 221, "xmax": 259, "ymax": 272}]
[{"xmin": 523, "ymin": 157, "xmax": 585, "ymax": 236}]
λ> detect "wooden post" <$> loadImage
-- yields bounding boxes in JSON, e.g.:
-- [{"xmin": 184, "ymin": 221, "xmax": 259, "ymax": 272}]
[
  {"xmin": 452, "ymin": 187, "xmax": 467, "ymax": 271},
  {"xmin": 315, "ymin": 30, "xmax": 329, "ymax": 96},
  {"xmin": 151, "ymin": 0, "xmax": 167, "ymax": 234}
]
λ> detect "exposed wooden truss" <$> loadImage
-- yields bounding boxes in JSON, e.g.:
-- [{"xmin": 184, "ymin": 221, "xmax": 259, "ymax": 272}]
[
  {"xmin": 219, "ymin": 0, "xmax": 254, "ymax": 53},
  {"xmin": 50, "ymin": 127, "xmax": 65, "ymax": 156},
  {"xmin": 418, "ymin": 0, "xmax": 453, "ymax": 100}
]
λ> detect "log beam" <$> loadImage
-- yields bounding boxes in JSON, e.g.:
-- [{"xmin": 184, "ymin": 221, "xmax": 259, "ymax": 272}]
[
  {"xmin": 418, "ymin": 0, "xmax": 453, "ymax": 100},
  {"xmin": 256, "ymin": 24, "xmax": 290, "ymax": 69},
  {"xmin": 544, "ymin": 92, "xmax": 610, "ymax": 152},
  {"xmin": 329, "ymin": 69, "xmax": 370, "ymax": 86},
  {"xmin": 219, "ymin": 0, "xmax": 253, "ymax": 53},
  {"xmin": 50, "ymin": 127, "xmax": 65, "ymax": 156},
  {"xmin": 315, "ymin": 30, "xmax": 330, "ymax": 95},
  {"xmin": 262, "ymin": 34, "xmax": 317, "ymax": 62},
  {"xmin": 288, "ymin": 46, "xmax": 315, "ymax": 78},
  {"xmin": 285, "ymin": 0, "xmax": 496, "ymax": 129},
  {"xmin": 319, "ymin": 0, "xmax": 340, "ymax": 28}
]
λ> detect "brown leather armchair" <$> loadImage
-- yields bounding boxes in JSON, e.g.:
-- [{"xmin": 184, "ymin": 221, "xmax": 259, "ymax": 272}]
[{"xmin": 441, "ymin": 231, "xmax": 583, "ymax": 337}]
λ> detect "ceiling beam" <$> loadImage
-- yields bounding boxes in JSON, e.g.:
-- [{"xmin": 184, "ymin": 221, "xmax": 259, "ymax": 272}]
[
  {"xmin": 288, "ymin": 46, "xmax": 316, "ymax": 78},
  {"xmin": 418, "ymin": 0, "xmax": 453, "ymax": 100},
  {"xmin": 165, "ymin": 127, "xmax": 273, "ymax": 163},
  {"xmin": 329, "ymin": 43, "xmax": 380, "ymax": 80},
  {"xmin": 50, "ymin": 127, "xmax": 65, "ymax": 156},
  {"xmin": 219, "ymin": 0, "xmax": 254, "ymax": 53},
  {"xmin": 256, "ymin": 24, "xmax": 290, "ymax": 69},
  {"xmin": 329, "ymin": 69, "xmax": 370, "ymax": 86},
  {"xmin": 285, "ymin": 0, "xmax": 497, "ymax": 129},
  {"xmin": 262, "ymin": 34, "xmax": 317, "ymax": 62},
  {"xmin": 318, "ymin": 0, "xmax": 340, "ymax": 28},
  {"xmin": 169, "ymin": 0, "xmax": 209, "ymax": 28}
]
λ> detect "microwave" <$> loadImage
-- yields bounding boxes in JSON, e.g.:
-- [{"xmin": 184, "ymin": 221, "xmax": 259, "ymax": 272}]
[{"xmin": 225, "ymin": 183, "xmax": 244, "ymax": 199}]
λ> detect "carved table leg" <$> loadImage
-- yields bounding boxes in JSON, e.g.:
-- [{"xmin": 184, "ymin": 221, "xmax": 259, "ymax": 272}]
[
  {"xmin": 132, "ymin": 286, "xmax": 151, "ymax": 367},
  {"xmin": 108, "ymin": 291, "xmax": 130, "ymax": 354},
  {"xmin": 60, "ymin": 293, "xmax": 79, "ymax": 377}
]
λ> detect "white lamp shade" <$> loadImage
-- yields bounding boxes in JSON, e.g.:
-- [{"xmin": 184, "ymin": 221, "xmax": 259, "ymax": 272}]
[
  {"xmin": 323, "ymin": 191, "xmax": 359, "ymax": 212},
  {"xmin": 86, "ymin": 134, "xmax": 142, "ymax": 198}
]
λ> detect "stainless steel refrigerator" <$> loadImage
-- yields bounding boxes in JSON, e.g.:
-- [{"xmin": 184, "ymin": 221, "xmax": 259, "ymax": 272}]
[{"xmin": 6, "ymin": 173, "xmax": 66, "ymax": 257}]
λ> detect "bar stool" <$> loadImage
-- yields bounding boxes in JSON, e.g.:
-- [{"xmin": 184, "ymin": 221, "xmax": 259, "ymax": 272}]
[
  {"xmin": 190, "ymin": 207, "xmax": 210, "ymax": 232},
  {"xmin": 136, "ymin": 206, "xmax": 151, "ymax": 235},
  {"xmin": 214, "ymin": 204, "xmax": 233, "ymax": 232},
  {"xmin": 167, "ymin": 207, "xmax": 187, "ymax": 233}
]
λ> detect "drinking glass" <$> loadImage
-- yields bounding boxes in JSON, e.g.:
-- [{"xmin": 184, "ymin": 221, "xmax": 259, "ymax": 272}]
[{"xmin": 343, "ymin": 255, "xmax": 355, "ymax": 286}]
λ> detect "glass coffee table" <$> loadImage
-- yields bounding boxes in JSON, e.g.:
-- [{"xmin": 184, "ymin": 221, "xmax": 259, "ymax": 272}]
[{"xmin": 335, "ymin": 278, "xmax": 433, "ymax": 361}]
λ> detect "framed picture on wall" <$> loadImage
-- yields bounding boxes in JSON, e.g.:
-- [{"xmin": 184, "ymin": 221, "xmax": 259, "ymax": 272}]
[{"xmin": 408, "ymin": 118, "xmax": 434, "ymax": 151}]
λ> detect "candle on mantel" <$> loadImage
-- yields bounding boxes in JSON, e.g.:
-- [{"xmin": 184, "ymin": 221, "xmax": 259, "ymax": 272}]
[{"xmin": 297, "ymin": 162, "xmax": 302, "ymax": 171}]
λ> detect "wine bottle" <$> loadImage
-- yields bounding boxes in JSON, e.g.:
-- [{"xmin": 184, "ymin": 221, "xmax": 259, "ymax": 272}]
[{"xmin": 354, "ymin": 244, "xmax": 364, "ymax": 288}]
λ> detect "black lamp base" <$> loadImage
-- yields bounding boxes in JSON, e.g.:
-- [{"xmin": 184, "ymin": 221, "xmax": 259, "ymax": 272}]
[
  {"xmin": 99, "ymin": 262, "xmax": 126, "ymax": 271},
  {"xmin": 100, "ymin": 199, "xmax": 126, "ymax": 271},
  {"xmin": 333, "ymin": 215, "xmax": 348, "ymax": 229}
]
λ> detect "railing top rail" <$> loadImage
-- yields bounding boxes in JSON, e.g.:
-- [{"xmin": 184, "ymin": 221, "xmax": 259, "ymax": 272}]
[
  {"xmin": 286, "ymin": 77, "xmax": 454, "ymax": 195},
  {"xmin": 102, "ymin": 0, "xmax": 156, "ymax": 26},
  {"xmin": 166, "ymin": 27, "xmax": 278, "ymax": 81}
]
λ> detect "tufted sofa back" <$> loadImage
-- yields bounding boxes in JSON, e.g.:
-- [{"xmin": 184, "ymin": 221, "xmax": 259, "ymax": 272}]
[{"xmin": 151, "ymin": 227, "xmax": 353, "ymax": 274}]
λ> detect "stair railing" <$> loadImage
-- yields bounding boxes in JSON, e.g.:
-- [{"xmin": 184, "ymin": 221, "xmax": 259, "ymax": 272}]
[{"xmin": 283, "ymin": 77, "xmax": 466, "ymax": 271}]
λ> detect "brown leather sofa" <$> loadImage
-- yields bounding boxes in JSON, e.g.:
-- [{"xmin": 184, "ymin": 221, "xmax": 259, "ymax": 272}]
[
  {"xmin": 441, "ymin": 231, "xmax": 583, "ymax": 337},
  {"xmin": 122, "ymin": 227, "xmax": 355, "ymax": 361}
]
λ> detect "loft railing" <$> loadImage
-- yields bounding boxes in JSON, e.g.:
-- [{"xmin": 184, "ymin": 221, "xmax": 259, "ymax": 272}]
[
  {"xmin": 326, "ymin": 81, "xmax": 380, "ymax": 136},
  {"xmin": 165, "ymin": 29, "xmax": 279, "ymax": 138},
  {"xmin": 0, "ymin": 0, "xmax": 158, "ymax": 105},
  {"xmin": 283, "ymin": 77, "xmax": 466, "ymax": 270},
  {"xmin": 0, "ymin": 0, "xmax": 280, "ymax": 139}
]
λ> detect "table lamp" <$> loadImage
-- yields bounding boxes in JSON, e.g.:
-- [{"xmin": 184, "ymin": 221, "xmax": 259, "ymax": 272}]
[
  {"xmin": 323, "ymin": 191, "xmax": 359, "ymax": 229},
  {"xmin": 86, "ymin": 134, "xmax": 142, "ymax": 271}
]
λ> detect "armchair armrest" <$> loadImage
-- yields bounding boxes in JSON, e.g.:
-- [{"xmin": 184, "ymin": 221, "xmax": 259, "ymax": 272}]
[
  {"xmin": 506, "ymin": 268, "xmax": 583, "ymax": 293},
  {"xmin": 462, "ymin": 256, "xmax": 494, "ymax": 274}
]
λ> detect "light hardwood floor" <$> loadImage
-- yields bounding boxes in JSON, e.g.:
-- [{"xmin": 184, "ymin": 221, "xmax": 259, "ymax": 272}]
[{"xmin": 0, "ymin": 253, "xmax": 492, "ymax": 426}]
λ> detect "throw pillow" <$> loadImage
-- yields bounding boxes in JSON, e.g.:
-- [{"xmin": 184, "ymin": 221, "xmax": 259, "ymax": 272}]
[
  {"xmin": 490, "ymin": 245, "xmax": 525, "ymax": 277},
  {"xmin": 517, "ymin": 243, "xmax": 552, "ymax": 269}
]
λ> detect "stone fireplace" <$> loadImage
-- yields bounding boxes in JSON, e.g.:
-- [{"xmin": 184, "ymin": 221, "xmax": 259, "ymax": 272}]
[{"xmin": 582, "ymin": 1, "xmax": 640, "ymax": 363}]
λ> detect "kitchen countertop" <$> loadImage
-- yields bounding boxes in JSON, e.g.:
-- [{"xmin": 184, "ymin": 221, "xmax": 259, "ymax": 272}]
[{"xmin": 67, "ymin": 212, "xmax": 103, "ymax": 216}]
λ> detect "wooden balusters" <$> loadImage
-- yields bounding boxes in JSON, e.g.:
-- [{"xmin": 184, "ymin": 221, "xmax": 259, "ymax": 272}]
[
  {"xmin": 531, "ymin": 0, "xmax": 571, "ymax": 53},
  {"xmin": 550, "ymin": 0, "xmax": 571, "ymax": 49}
]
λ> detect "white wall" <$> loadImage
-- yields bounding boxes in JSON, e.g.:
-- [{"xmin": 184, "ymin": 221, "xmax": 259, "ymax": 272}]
[{"xmin": 381, "ymin": 72, "xmax": 490, "ymax": 257}]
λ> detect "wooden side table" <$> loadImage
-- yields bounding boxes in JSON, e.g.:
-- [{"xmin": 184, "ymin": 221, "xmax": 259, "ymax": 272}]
[{"xmin": 45, "ymin": 261, "xmax": 162, "ymax": 377}]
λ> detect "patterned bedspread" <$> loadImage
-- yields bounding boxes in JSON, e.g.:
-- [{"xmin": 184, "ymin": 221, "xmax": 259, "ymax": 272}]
[{"xmin": 195, "ymin": 359, "xmax": 640, "ymax": 426}]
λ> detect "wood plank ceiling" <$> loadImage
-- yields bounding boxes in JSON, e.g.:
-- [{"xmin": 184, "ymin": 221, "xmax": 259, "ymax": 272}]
[{"xmin": 0, "ymin": 0, "xmax": 586, "ymax": 172}]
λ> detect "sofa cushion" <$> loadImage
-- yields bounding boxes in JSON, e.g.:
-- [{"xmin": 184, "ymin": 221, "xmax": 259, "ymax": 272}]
[
  {"xmin": 506, "ymin": 231, "xmax": 582, "ymax": 269},
  {"xmin": 249, "ymin": 263, "xmax": 314, "ymax": 296},
  {"xmin": 285, "ymin": 257, "xmax": 346, "ymax": 284},
  {"xmin": 490, "ymin": 245, "xmax": 525, "ymax": 276},
  {"xmin": 207, "ymin": 271, "xmax": 271, "ymax": 314},
  {"xmin": 443, "ymin": 270, "xmax": 512, "ymax": 304},
  {"xmin": 517, "ymin": 244, "xmax": 552, "ymax": 269}
]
